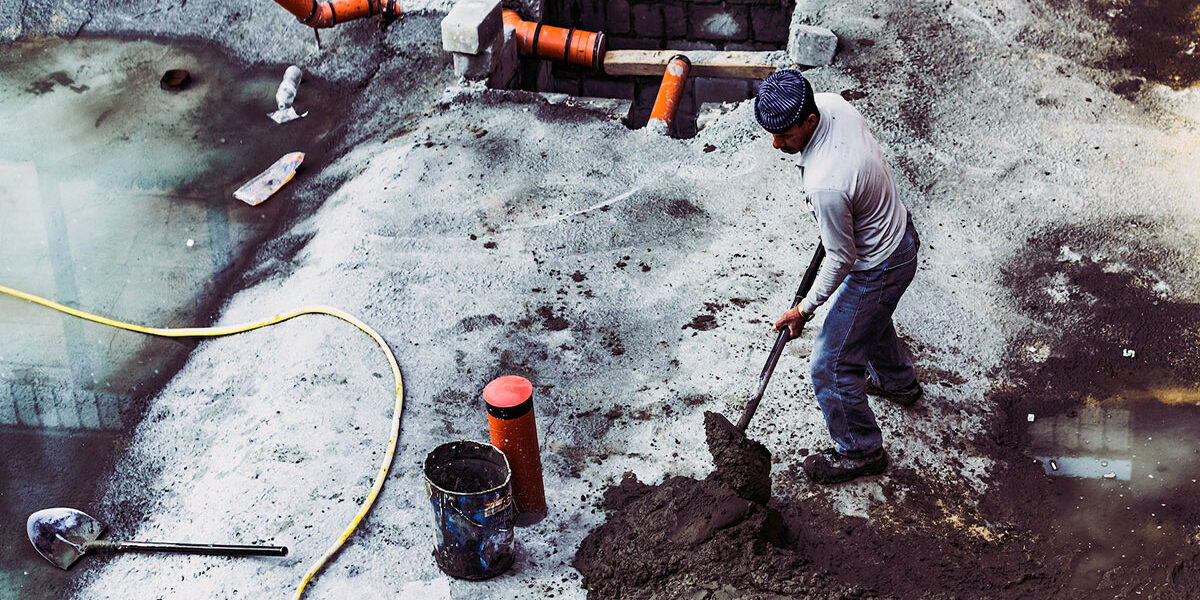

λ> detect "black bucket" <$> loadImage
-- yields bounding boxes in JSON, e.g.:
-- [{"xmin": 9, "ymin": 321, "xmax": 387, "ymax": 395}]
[{"xmin": 423, "ymin": 440, "xmax": 516, "ymax": 579}]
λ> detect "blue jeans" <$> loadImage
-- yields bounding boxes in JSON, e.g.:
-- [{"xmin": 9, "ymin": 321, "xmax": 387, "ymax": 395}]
[{"xmin": 810, "ymin": 217, "xmax": 919, "ymax": 457}]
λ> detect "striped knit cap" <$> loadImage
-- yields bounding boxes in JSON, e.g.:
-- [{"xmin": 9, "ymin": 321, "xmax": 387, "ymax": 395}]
[{"xmin": 755, "ymin": 70, "xmax": 816, "ymax": 133}]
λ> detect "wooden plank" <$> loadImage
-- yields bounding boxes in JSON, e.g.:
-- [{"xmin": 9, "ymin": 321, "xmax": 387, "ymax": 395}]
[{"xmin": 602, "ymin": 50, "xmax": 790, "ymax": 79}]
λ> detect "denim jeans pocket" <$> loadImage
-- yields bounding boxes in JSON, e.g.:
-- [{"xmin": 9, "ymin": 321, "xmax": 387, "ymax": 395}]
[{"xmin": 882, "ymin": 228, "xmax": 918, "ymax": 271}]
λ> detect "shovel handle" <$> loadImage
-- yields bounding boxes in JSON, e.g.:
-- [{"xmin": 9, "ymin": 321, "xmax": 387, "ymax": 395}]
[
  {"xmin": 85, "ymin": 539, "xmax": 288, "ymax": 557},
  {"xmin": 736, "ymin": 241, "xmax": 826, "ymax": 431}
]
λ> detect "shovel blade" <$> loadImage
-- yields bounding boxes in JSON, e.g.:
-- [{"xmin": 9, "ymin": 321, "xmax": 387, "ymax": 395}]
[{"xmin": 27, "ymin": 507, "xmax": 106, "ymax": 570}]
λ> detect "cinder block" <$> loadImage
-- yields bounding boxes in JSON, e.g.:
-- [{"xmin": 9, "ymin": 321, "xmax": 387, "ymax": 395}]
[
  {"xmin": 1053, "ymin": 413, "xmax": 1080, "ymax": 451},
  {"xmin": 1078, "ymin": 405, "xmax": 1104, "ymax": 450},
  {"xmin": 453, "ymin": 30, "xmax": 504, "ymax": 80},
  {"xmin": 575, "ymin": 0, "xmax": 606, "ymax": 31},
  {"xmin": 1028, "ymin": 419, "xmax": 1055, "ymax": 449},
  {"xmin": 788, "ymin": 23, "xmax": 837, "ymax": 66},
  {"xmin": 1104, "ymin": 408, "xmax": 1131, "ymax": 452},
  {"xmin": 581, "ymin": 78, "xmax": 635, "ymax": 99},
  {"xmin": 488, "ymin": 25, "xmax": 520, "ymax": 88},
  {"xmin": 554, "ymin": 78, "xmax": 583, "ymax": 96},
  {"xmin": 630, "ymin": 4, "xmax": 663, "ymax": 38},
  {"xmin": 0, "ymin": 382, "xmax": 14, "ymax": 426},
  {"xmin": 694, "ymin": 77, "xmax": 752, "ymax": 104},
  {"xmin": 725, "ymin": 41, "xmax": 781, "ymax": 51},
  {"xmin": 750, "ymin": 6, "xmax": 790, "ymax": 44},
  {"xmin": 662, "ymin": 4, "xmax": 687, "ymax": 38},
  {"xmin": 608, "ymin": 35, "xmax": 664, "ymax": 50},
  {"xmin": 14, "ymin": 384, "xmax": 38, "ymax": 426},
  {"xmin": 505, "ymin": 0, "xmax": 544, "ymax": 21},
  {"xmin": 442, "ymin": 0, "xmax": 503, "ymax": 54},
  {"xmin": 690, "ymin": 5, "xmax": 748, "ymax": 41},
  {"xmin": 666, "ymin": 40, "xmax": 720, "ymax": 52},
  {"xmin": 607, "ymin": 0, "xmax": 631, "ymax": 34},
  {"xmin": 535, "ymin": 59, "xmax": 555, "ymax": 92}
]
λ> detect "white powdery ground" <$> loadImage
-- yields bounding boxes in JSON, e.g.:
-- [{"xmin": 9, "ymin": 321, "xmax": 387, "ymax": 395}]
[{"xmin": 7, "ymin": 0, "xmax": 1193, "ymax": 597}]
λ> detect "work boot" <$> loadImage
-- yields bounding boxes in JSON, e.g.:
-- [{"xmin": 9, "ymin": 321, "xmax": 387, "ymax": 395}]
[
  {"xmin": 801, "ymin": 448, "xmax": 888, "ymax": 484},
  {"xmin": 865, "ymin": 377, "xmax": 923, "ymax": 407}
]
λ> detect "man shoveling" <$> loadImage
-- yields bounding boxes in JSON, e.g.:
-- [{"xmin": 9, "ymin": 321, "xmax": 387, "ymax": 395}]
[{"xmin": 755, "ymin": 70, "xmax": 922, "ymax": 484}]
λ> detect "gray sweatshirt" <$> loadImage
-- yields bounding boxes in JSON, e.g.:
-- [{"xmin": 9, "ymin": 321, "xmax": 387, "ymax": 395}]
[{"xmin": 797, "ymin": 93, "xmax": 909, "ymax": 314}]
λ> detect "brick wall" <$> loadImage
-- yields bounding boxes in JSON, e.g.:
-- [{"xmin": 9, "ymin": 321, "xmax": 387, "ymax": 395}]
[
  {"xmin": 544, "ymin": 0, "xmax": 793, "ymax": 50},
  {"xmin": 539, "ymin": 0, "xmax": 792, "ymax": 136}
]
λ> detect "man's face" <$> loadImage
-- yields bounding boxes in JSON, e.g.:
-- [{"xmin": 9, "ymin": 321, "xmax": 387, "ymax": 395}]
[{"xmin": 771, "ymin": 114, "xmax": 818, "ymax": 155}]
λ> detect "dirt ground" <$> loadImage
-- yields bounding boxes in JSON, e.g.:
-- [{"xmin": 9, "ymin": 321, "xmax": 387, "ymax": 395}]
[{"xmin": 2, "ymin": 0, "xmax": 1198, "ymax": 598}]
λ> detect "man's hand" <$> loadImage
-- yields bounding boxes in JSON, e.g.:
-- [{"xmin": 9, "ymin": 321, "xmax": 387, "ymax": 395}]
[{"xmin": 773, "ymin": 306, "xmax": 814, "ymax": 337}]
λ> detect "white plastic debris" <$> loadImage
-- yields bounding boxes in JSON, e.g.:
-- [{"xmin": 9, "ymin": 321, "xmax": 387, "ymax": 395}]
[
  {"xmin": 186, "ymin": 238, "xmax": 194, "ymax": 247},
  {"xmin": 1057, "ymin": 244, "xmax": 1082, "ymax": 263},
  {"xmin": 1122, "ymin": 348, "xmax": 1136, "ymax": 358},
  {"xmin": 1027, "ymin": 413, "xmax": 1035, "ymax": 422},
  {"xmin": 269, "ymin": 66, "xmax": 308, "ymax": 124},
  {"xmin": 1103, "ymin": 472, "xmax": 1117, "ymax": 479}
]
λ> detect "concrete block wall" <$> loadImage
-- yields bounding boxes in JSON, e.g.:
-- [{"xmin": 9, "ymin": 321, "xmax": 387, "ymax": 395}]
[
  {"xmin": 443, "ymin": 0, "xmax": 836, "ymax": 136},
  {"xmin": 545, "ymin": 0, "xmax": 794, "ymax": 50},
  {"xmin": 540, "ymin": 0, "xmax": 791, "ymax": 135}
]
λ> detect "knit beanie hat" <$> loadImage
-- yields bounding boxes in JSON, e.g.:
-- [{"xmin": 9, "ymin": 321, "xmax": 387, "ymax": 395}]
[{"xmin": 754, "ymin": 70, "xmax": 817, "ymax": 133}]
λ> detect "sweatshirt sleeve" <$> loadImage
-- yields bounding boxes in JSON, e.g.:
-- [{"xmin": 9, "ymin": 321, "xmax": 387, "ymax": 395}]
[{"xmin": 800, "ymin": 189, "xmax": 857, "ymax": 314}]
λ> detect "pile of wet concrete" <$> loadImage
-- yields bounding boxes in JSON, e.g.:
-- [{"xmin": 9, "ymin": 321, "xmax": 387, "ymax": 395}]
[{"xmin": 574, "ymin": 412, "xmax": 841, "ymax": 599}]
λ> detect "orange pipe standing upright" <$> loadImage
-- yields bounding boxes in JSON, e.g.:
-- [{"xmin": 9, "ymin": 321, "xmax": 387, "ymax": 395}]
[
  {"xmin": 502, "ymin": 9, "xmax": 606, "ymax": 71},
  {"xmin": 648, "ymin": 54, "xmax": 691, "ymax": 136},
  {"xmin": 273, "ymin": 0, "xmax": 400, "ymax": 28},
  {"xmin": 484, "ymin": 375, "xmax": 547, "ymax": 519}
]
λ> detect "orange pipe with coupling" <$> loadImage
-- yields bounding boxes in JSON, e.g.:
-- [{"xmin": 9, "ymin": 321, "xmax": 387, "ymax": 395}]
[
  {"xmin": 502, "ymin": 9, "xmax": 607, "ymax": 71},
  {"xmin": 647, "ymin": 54, "xmax": 690, "ymax": 135},
  {"xmin": 273, "ymin": 0, "xmax": 400, "ymax": 28}
]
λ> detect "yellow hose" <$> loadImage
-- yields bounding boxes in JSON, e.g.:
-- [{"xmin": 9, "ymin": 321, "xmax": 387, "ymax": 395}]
[{"xmin": 0, "ymin": 284, "xmax": 403, "ymax": 599}]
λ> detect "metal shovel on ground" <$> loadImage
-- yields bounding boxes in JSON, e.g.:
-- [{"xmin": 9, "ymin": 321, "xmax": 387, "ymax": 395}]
[
  {"xmin": 27, "ymin": 507, "xmax": 288, "ymax": 570},
  {"xmin": 703, "ymin": 241, "xmax": 825, "ymax": 502}
]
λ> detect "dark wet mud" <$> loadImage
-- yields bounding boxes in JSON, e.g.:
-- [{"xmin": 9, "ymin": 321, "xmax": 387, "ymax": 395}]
[
  {"xmin": 574, "ymin": 219, "xmax": 1200, "ymax": 599},
  {"xmin": 703, "ymin": 411, "xmax": 772, "ymax": 504},
  {"xmin": 986, "ymin": 218, "xmax": 1200, "ymax": 595},
  {"xmin": 1087, "ymin": 0, "xmax": 1200, "ymax": 88}
]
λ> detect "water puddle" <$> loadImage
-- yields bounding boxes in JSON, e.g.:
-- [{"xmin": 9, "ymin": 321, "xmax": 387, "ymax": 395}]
[
  {"xmin": 997, "ymin": 219, "xmax": 1200, "ymax": 594},
  {"xmin": 0, "ymin": 36, "xmax": 347, "ymax": 598}
]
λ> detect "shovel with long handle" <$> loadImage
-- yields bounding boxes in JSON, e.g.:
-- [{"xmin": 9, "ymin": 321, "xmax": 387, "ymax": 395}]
[
  {"xmin": 735, "ymin": 241, "xmax": 825, "ymax": 431},
  {"xmin": 28, "ymin": 507, "xmax": 287, "ymax": 571}
]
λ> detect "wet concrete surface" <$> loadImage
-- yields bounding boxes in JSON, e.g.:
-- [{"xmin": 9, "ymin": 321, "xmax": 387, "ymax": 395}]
[{"xmin": 0, "ymin": 36, "xmax": 349, "ymax": 598}]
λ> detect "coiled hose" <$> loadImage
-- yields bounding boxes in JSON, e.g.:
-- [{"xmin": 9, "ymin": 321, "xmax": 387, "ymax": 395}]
[{"xmin": 0, "ymin": 284, "xmax": 403, "ymax": 599}]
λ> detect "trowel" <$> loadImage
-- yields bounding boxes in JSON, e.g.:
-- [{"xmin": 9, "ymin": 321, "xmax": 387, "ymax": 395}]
[
  {"xmin": 708, "ymin": 241, "xmax": 825, "ymax": 442},
  {"xmin": 27, "ymin": 507, "xmax": 288, "ymax": 570}
]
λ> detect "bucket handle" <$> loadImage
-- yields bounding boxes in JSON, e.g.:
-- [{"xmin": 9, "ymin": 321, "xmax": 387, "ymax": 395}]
[{"xmin": 442, "ymin": 501, "xmax": 512, "ymax": 532}]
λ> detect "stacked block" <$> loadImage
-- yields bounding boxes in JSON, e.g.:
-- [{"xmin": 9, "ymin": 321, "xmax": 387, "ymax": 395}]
[{"xmin": 442, "ymin": 0, "xmax": 521, "ymax": 88}]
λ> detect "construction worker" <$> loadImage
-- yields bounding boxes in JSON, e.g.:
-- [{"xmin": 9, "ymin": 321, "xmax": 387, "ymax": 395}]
[{"xmin": 754, "ymin": 70, "xmax": 922, "ymax": 484}]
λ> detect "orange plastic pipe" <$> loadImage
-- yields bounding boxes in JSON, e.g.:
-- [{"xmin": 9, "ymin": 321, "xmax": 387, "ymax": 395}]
[
  {"xmin": 647, "ymin": 54, "xmax": 690, "ymax": 135},
  {"xmin": 273, "ymin": 0, "xmax": 400, "ymax": 28},
  {"xmin": 484, "ymin": 376, "xmax": 547, "ymax": 517},
  {"xmin": 502, "ymin": 9, "xmax": 606, "ymax": 71}
]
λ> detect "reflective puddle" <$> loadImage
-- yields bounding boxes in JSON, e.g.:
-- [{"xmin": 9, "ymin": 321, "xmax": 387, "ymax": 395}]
[
  {"xmin": 0, "ymin": 36, "xmax": 346, "ymax": 598},
  {"xmin": 1001, "ymin": 220, "xmax": 1200, "ymax": 594}
]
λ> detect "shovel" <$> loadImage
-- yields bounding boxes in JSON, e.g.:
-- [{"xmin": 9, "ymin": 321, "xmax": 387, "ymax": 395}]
[
  {"xmin": 717, "ymin": 240, "xmax": 826, "ymax": 435},
  {"xmin": 27, "ymin": 507, "xmax": 288, "ymax": 570}
]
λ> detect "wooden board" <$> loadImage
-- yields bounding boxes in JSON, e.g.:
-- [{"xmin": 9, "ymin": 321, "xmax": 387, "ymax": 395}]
[{"xmin": 602, "ymin": 50, "xmax": 790, "ymax": 79}]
